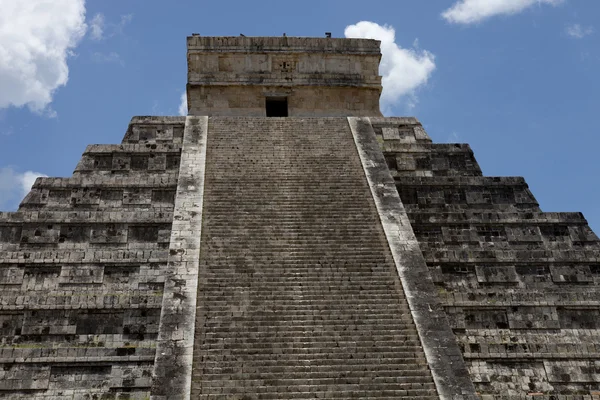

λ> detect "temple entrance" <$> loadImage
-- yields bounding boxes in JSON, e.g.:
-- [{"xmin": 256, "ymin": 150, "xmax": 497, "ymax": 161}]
[{"xmin": 266, "ymin": 97, "xmax": 288, "ymax": 117}]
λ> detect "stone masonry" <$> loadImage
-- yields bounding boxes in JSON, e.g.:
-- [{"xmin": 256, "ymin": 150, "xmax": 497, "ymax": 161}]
[
  {"xmin": 0, "ymin": 35, "xmax": 598, "ymax": 399},
  {"xmin": 186, "ymin": 36, "xmax": 382, "ymax": 117},
  {"xmin": 0, "ymin": 117, "xmax": 185, "ymax": 399}
]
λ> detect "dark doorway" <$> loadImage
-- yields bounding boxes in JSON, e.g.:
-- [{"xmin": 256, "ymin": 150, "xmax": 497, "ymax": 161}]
[{"xmin": 266, "ymin": 97, "xmax": 288, "ymax": 117}]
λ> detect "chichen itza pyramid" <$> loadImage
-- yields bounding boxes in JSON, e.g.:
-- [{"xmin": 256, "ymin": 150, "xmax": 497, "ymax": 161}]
[{"xmin": 0, "ymin": 35, "xmax": 599, "ymax": 399}]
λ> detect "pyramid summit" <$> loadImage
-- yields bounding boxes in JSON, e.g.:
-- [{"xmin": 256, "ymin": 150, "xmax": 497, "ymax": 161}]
[{"xmin": 0, "ymin": 34, "xmax": 599, "ymax": 399}]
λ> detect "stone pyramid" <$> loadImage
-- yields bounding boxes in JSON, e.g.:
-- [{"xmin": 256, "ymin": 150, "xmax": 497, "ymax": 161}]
[{"xmin": 0, "ymin": 35, "xmax": 599, "ymax": 399}]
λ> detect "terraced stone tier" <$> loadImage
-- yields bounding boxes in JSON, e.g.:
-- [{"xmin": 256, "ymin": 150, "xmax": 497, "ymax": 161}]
[
  {"xmin": 0, "ymin": 117, "xmax": 183, "ymax": 399},
  {"xmin": 191, "ymin": 117, "xmax": 438, "ymax": 399},
  {"xmin": 379, "ymin": 130, "xmax": 600, "ymax": 397}
]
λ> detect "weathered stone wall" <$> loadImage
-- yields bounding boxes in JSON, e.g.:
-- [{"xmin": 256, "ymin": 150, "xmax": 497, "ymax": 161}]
[
  {"xmin": 0, "ymin": 116, "xmax": 184, "ymax": 399},
  {"xmin": 187, "ymin": 85, "xmax": 382, "ymax": 117},
  {"xmin": 2, "ymin": 112, "xmax": 600, "ymax": 399},
  {"xmin": 186, "ymin": 36, "xmax": 383, "ymax": 117},
  {"xmin": 377, "ymin": 117, "xmax": 600, "ymax": 398}
]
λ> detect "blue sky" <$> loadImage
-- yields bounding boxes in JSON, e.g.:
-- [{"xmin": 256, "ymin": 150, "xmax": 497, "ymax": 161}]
[{"xmin": 1, "ymin": 0, "xmax": 599, "ymax": 233}]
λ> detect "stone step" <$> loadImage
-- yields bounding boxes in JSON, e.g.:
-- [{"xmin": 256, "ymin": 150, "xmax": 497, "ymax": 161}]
[
  {"xmin": 196, "ymin": 392, "xmax": 438, "ymax": 400},
  {"xmin": 191, "ymin": 117, "xmax": 436, "ymax": 397},
  {"xmin": 200, "ymin": 339, "xmax": 424, "ymax": 347},
  {"xmin": 200, "ymin": 382, "xmax": 437, "ymax": 393}
]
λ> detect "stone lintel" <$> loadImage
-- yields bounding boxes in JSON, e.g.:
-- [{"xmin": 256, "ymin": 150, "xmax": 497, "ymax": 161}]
[{"xmin": 187, "ymin": 36, "xmax": 382, "ymax": 55}]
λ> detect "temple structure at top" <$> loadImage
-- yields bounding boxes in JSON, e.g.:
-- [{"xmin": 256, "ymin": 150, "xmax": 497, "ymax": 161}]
[{"xmin": 185, "ymin": 35, "xmax": 383, "ymax": 116}]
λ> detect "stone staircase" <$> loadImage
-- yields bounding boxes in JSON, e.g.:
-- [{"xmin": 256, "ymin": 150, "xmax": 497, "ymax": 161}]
[{"xmin": 191, "ymin": 117, "xmax": 439, "ymax": 399}]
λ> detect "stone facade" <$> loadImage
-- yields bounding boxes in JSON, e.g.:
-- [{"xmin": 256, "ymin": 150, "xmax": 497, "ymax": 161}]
[
  {"xmin": 376, "ymin": 119, "xmax": 600, "ymax": 398},
  {"xmin": 186, "ymin": 36, "xmax": 382, "ymax": 117},
  {"xmin": 0, "ymin": 116, "xmax": 185, "ymax": 399},
  {"xmin": 0, "ymin": 35, "xmax": 598, "ymax": 399}
]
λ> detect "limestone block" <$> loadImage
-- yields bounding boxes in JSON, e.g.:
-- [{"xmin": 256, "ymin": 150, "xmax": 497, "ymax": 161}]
[
  {"xmin": 0, "ymin": 226, "xmax": 22, "ymax": 243},
  {"xmin": 545, "ymin": 360, "xmax": 600, "ymax": 383},
  {"xmin": 47, "ymin": 189, "xmax": 72, "ymax": 206},
  {"xmin": 570, "ymin": 225, "xmax": 600, "ymax": 242},
  {"xmin": 148, "ymin": 153, "xmax": 167, "ymax": 170},
  {"xmin": 155, "ymin": 126, "xmax": 174, "ymax": 142},
  {"xmin": 59, "ymin": 265, "xmax": 104, "ymax": 285},
  {"xmin": 420, "ymin": 187, "xmax": 446, "ymax": 204},
  {"xmin": 469, "ymin": 361, "xmax": 553, "ymax": 395},
  {"xmin": 123, "ymin": 189, "xmax": 152, "ymax": 205},
  {"xmin": 413, "ymin": 125, "xmax": 431, "ymax": 141},
  {"xmin": 475, "ymin": 225, "xmax": 507, "ymax": 242},
  {"xmin": 0, "ymin": 313, "xmax": 23, "ymax": 335},
  {"xmin": 151, "ymin": 190, "xmax": 176, "ymax": 205},
  {"xmin": 551, "ymin": 265, "xmax": 593, "ymax": 283},
  {"xmin": 75, "ymin": 311, "xmax": 124, "ymax": 334},
  {"xmin": 466, "ymin": 188, "xmax": 493, "ymax": 205},
  {"xmin": 0, "ymin": 364, "xmax": 50, "ymax": 390},
  {"xmin": 132, "ymin": 126, "xmax": 156, "ymax": 143},
  {"xmin": 22, "ymin": 310, "xmax": 77, "ymax": 335},
  {"xmin": 70, "ymin": 188, "xmax": 101, "ymax": 206},
  {"xmin": 74, "ymin": 154, "xmax": 96, "ymax": 171},
  {"xmin": 130, "ymin": 155, "xmax": 149, "ymax": 170},
  {"xmin": 128, "ymin": 225, "xmax": 160, "ymax": 243},
  {"xmin": 476, "ymin": 265, "xmax": 518, "ymax": 283},
  {"xmin": 112, "ymin": 154, "xmax": 131, "ymax": 171},
  {"xmin": 21, "ymin": 188, "xmax": 49, "ymax": 206},
  {"xmin": 430, "ymin": 155, "xmax": 450, "ymax": 172},
  {"xmin": 22, "ymin": 266, "xmax": 61, "ymax": 291},
  {"xmin": 59, "ymin": 225, "xmax": 90, "ymax": 243},
  {"xmin": 506, "ymin": 226, "xmax": 543, "ymax": 242},
  {"xmin": 99, "ymin": 189, "xmax": 124, "ymax": 208},
  {"xmin": 464, "ymin": 308, "xmax": 509, "ymax": 329},
  {"xmin": 508, "ymin": 306, "xmax": 560, "ymax": 329},
  {"xmin": 94, "ymin": 155, "xmax": 113, "ymax": 169},
  {"xmin": 90, "ymin": 224, "xmax": 128, "ymax": 244},
  {"xmin": 49, "ymin": 365, "xmax": 112, "ymax": 391},
  {"xmin": 20, "ymin": 224, "xmax": 60, "ymax": 244},
  {"xmin": 396, "ymin": 154, "xmax": 417, "ymax": 171},
  {"xmin": 0, "ymin": 265, "xmax": 24, "ymax": 285},
  {"xmin": 123, "ymin": 309, "xmax": 161, "ymax": 336},
  {"xmin": 382, "ymin": 127, "xmax": 400, "ymax": 140},
  {"xmin": 443, "ymin": 225, "xmax": 477, "ymax": 243}
]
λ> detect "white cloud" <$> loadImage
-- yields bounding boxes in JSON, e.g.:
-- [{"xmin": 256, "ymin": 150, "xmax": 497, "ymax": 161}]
[
  {"xmin": 442, "ymin": 0, "xmax": 564, "ymax": 25},
  {"xmin": 0, "ymin": 0, "xmax": 87, "ymax": 114},
  {"xmin": 0, "ymin": 167, "xmax": 47, "ymax": 210},
  {"xmin": 89, "ymin": 13, "xmax": 105, "ymax": 40},
  {"xmin": 566, "ymin": 24, "xmax": 594, "ymax": 39},
  {"xmin": 178, "ymin": 92, "xmax": 188, "ymax": 116},
  {"xmin": 344, "ymin": 21, "xmax": 436, "ymax": 113}
]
